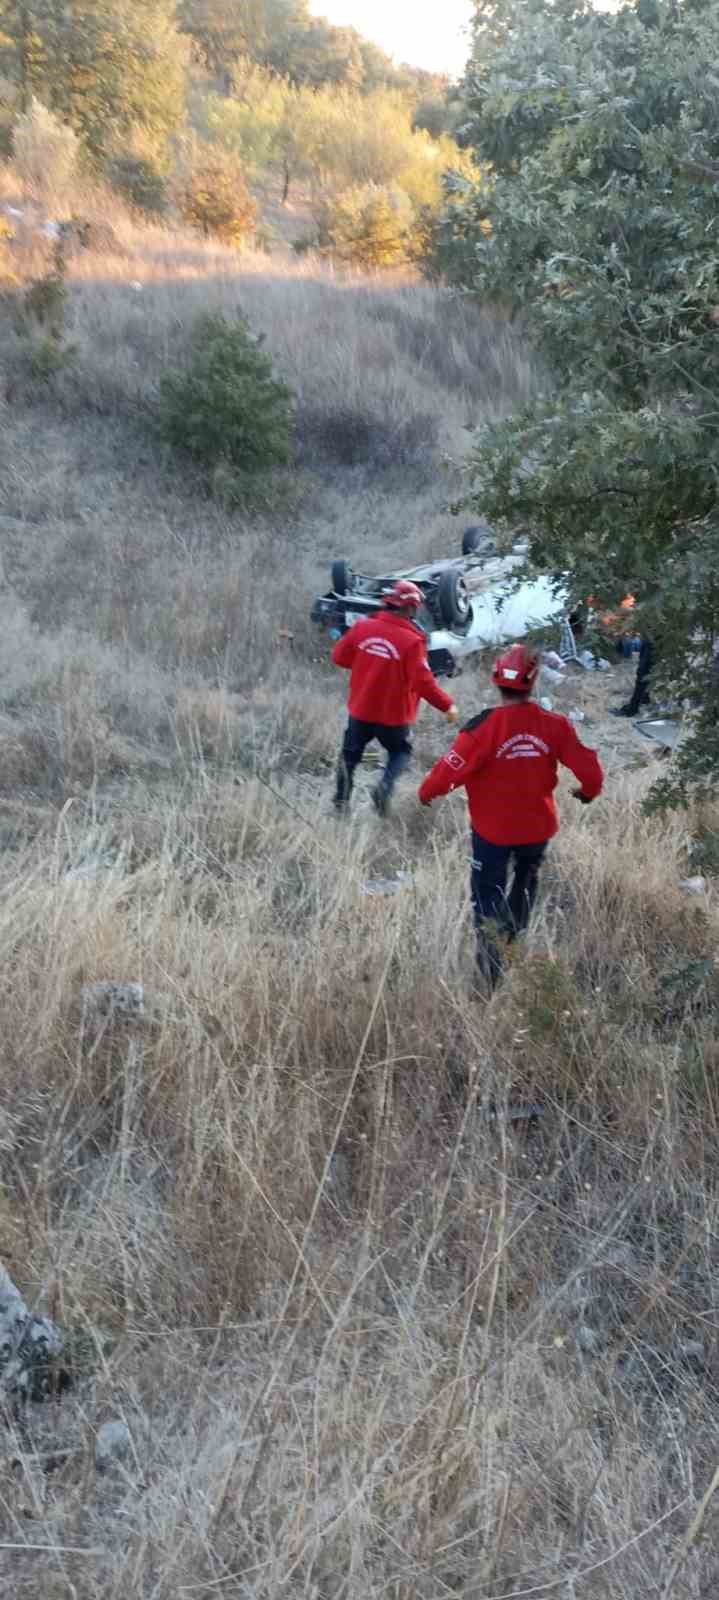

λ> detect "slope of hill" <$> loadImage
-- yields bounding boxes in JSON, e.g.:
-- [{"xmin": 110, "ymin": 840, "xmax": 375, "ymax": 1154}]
[{"xmin": 1, "ymin": 205, "xmax": 719, "ymax": 1600}]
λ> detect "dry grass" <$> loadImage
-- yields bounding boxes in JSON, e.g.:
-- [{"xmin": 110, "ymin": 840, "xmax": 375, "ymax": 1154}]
[{"xmin": 1, "ymin": 179, "xmax": 719, "ymax": 1597}]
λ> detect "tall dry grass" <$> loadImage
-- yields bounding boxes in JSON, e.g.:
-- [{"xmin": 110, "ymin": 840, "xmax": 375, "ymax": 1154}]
[
  {"xmin": 2, "ymin": 771, "xmax": 719, "ymax": 1598},
  {"xmin": 1, "ymin": 180, "xmax": 718, "ymax": 1597}
]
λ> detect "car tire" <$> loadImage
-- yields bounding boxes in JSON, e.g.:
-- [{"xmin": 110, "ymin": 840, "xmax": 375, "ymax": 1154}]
[
  {"xmin": 438, "ymin": 570, "xmax": 471, "ymax": 630},
  {"xmin": 331, "ymin": 559, "xmax": 353, "ymax": 595}
]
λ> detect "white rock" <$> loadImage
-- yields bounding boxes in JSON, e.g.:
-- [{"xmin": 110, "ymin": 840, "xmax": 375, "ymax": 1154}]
[
  {"xmin": 679, "ymin": 877, "xmax": 707, "ymax": 896},
  {"xmin": 95, "ymin": 1419, "xmax": 133, "ymax": 1473},
  {"xmin": 81, "ymin": 982, "xmax": 144, "ymax": 1022},
  {"xmin": 360, "ymin": 872, "xmax": 412, "ymax": 898},
  {"xmin": 568, "ymin": 708, "xmax": 585, "ymax": 724}
]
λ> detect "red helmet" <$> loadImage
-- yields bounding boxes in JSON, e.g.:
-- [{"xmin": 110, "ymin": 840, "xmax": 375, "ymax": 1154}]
[
  {"xmin": 492, "ymin": 643, "xmax": 539, "ymax": 692},
  {"xmin": 382, "ymin": 580, "xmax": 423, "ymax": 610}
]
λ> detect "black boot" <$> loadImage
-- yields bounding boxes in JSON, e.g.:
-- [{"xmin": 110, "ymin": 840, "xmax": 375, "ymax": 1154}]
[
  {"xmin": 333, "ymin": 763, "xmax": 353, "ymax": 814},
  {"xmin": 371, "ymin": 781, "xmax": 391, "ymax": 817}
]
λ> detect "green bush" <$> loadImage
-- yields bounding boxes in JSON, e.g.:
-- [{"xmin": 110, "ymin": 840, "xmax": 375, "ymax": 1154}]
[
  {"xmin": 176, "ymin": 162, "xmax": 256, "ymax": 247},
  {"xmin": 107, "ymin": 155, "xmax": 168, "ymax": 217},
  {"xmin": 320, "ymin": 183, "xmax": 414, "ymax": 269},
  {"xmin": 22, "ymin": 256, "xmax": 68, "ymax": 337},
  {"xmin": 158, "ymin": 312, "xmax": 294, "ymax": 484}
]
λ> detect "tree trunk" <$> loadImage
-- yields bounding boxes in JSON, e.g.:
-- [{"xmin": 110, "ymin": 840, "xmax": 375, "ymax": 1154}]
[{"xmin": 281, "ymin": 160, "xmax": 291, "ymax": 206}]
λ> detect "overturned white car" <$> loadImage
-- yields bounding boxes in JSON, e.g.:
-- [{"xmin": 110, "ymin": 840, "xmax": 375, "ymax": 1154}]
[{"xmin": 311, "ymin": 527, "xmax": 568, "ymax": 678}]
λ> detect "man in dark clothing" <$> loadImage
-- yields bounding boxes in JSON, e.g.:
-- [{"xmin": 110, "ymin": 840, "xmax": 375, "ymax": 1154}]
[
  {"xmin": 331, "ymin": 579, "xmax": 458, "ymax": 816},
  {"xmin": 418, "ymin": 643, "xmax": 604, "ymax": 986},
  {"xmin": 610, "ymin": 636, "xmax": 655, "ymax": 718}
]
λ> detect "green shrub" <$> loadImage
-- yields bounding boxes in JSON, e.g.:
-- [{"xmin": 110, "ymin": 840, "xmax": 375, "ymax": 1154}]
[
  {"xmin": 107, "ymin": 155, "xmax": 168, "ymax": 217},
  {"xmin": 158, "ymin": 312, "xmax": 294, "ymax": 484},
  {"xmin": 15, "ymin": 243, "xmax": 76, "ymax": 384},
  {"xmin": 28, "ymin": 333, "xmax": 76, "ymax": 380},
  {"xmin": 22, "ymin": 255, "xmax": 68, "ymax": 337},
  {"xmin": 320, "ymin": 183, "xmax": 414, "ymax": 269},
  {"xmin": 176, "ymin": 162, "xmax": 256, "ymax": 247}
]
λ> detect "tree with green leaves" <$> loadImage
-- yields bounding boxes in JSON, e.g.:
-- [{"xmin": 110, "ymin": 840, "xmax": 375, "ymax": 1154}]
[
  {"xmin": 0, "ymin": 0, "xmax": 186, "ymax": 160},
  {"xmin": 445, "ymin": 0, "xmax": 719, "ymax": 803}
]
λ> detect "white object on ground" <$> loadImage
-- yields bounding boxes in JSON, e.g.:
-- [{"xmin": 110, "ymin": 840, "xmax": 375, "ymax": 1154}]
[
  {"xmin": 81, "ymin": 981, "xmax": 144, "ymax": 1022},
  {"xmin": 539, "ymin": 665, "xmax": 564, "ymax": 687},
  {"xmin": 543, "ymin": 651, "xmax": 565, "ymax": 671},
  {"xmin": 635, "ymin": 718, "xmax": 683, "ymax": 752},
  {"xmin": 578, "ymin": 650, "xmax": 596, "ymax": 670},
  {"xmin": 361, "ymin": 872, "xmax": 412, "ymax": 898},
  {"xmin": 679, "ymin": 877, "xmax": 707, "ymax": 896},
  {"xmin": 568, "ymin": 708, "xmax": 585, "ymax": 723},
  {"xmin": 539, "ymin": 697, "xmax": 553, "ymax": 711}
]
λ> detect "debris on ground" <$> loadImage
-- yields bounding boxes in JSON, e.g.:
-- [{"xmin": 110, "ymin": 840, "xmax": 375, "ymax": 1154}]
[
  {"xmin": 479, "ymin": 1102, "xmax": 546, "ymax": 1125},
  {"xmin": 81, "ymin": 981, "xmax": 144, "ymax": 1024},
  {"xmin": 0, "ymin": 1262, "xmax": 65, "ymax": 1405},
  {"xmin": 679, "ymin": 876, "xmax": 708, "ymax": 896},
  {"xmin": 635, "ymin": 717, "xmax": 683, "ymax": 752},
  {"xmin": 360, "ymin": 871, "xmax": 413, "ymax": 897}
]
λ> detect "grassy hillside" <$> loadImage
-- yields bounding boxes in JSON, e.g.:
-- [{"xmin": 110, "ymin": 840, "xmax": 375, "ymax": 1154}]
[{"xmin": 1, "ymin": 196, "xmax": 719, "ymax": 1599}]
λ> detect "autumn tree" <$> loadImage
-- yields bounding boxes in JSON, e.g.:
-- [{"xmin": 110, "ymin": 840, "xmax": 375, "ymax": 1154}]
[{"xmin": 0, "ymin": 0, "xmax": 185, "ymax": 159}]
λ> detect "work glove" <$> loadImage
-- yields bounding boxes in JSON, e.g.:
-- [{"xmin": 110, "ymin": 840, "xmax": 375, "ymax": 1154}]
[
  {"xmin": 572, "ymin": 788, "xmax": 593, "ymax": 805},
  {"xmin": 446, "ymin": 704, "xmax": 459, "ymax": 724}
]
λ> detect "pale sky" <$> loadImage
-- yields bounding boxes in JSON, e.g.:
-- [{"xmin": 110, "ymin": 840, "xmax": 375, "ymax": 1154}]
[{"xmin": 310, "ymin": 1, "xmax": 475, "ymax": 78}]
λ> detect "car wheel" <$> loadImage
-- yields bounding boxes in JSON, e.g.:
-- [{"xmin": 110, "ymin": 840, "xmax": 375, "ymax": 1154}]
[
  {"xmin": 331, "ymin": 559, "xmax": 353, "ymax": 595},
  {"xmin": 438, "ymin": 570, "xmax": 471, "ymax": 630}
]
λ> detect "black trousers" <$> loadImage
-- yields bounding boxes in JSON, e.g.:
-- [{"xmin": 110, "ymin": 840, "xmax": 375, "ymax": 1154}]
[
  {"xmin": 626, "ymin": 638, "xmax": 655, "ymax": 715},
  {"xmin": 471, "ymin": 831, "xmax": 548, "ymax": 986},
  {"xmin": 334, "ymin": 717, "xmax": 413, "ymax": 807}
]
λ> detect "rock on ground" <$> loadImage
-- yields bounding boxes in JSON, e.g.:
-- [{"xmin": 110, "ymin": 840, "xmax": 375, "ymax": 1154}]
[
  {"xmin": 95, "ymin": 1419, "xmax": 134, "ymax": 1473},
  {"xmin": 0, "ymin": 1262, "xmax": 64, "ymax": 1404}
]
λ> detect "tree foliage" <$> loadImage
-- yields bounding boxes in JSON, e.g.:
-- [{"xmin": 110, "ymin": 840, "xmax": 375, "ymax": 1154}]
[
  {"xmin": 158, "ymin": 311, "xmax": 294, "ymax": 485},
  {"xmin": 176, "ymin": 158, "xmax": 256, "ymax": 245},
  {"xmin": 178, "ymin": 0, "xmax": 447, "ymax": 97},
  {"xmin": 0, "ymin": 0, "xmax": 186, "ymax": 159},
  {"xmin": 448, "ymin": 0, "xmax": 719, "ymax": 801},
  {"xmin": 319, "ymin": 183, "xmax": 414, "ymax": 269}
]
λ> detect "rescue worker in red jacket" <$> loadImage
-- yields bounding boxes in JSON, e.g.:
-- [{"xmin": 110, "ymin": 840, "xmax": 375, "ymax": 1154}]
[
  {"xmin": 418, "ymin": 644, "xmax": 604, "ymax": 986},
  {"xmin": 331, "ymin": 579, "xmax": 459, "ymax": 816}
]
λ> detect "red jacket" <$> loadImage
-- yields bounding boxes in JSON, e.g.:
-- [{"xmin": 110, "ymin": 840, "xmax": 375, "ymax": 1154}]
[
  {"xmin": 332, "ymin": 612, "xmax": 453, "ymax": 727},
  {"xmin": 418, "ymin": 701, "xmax": 603, "ymax": 844}
]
